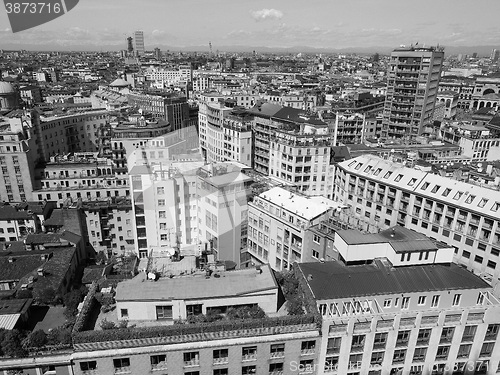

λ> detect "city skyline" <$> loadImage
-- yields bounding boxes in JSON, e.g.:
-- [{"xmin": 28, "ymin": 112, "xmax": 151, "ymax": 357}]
[{"xmin": 0, "ymin": 0, "xmax": 499, "ymax": 52}]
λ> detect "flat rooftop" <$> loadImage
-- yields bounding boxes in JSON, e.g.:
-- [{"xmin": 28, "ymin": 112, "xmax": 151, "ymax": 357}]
[
  {"xmin": 116, "ymin": 265, "xmax": 277, "ymax": 302},
  {"xmin": 257, "ymin": 187, "xmax": 341, "ymax": 221},
  {"xmin": 297, "ymin": 261, "xmax": 490, "ymax": 301}
]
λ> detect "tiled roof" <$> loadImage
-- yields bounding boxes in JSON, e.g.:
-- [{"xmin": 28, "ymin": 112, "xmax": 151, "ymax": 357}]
[{"xmin": 297, "ymin": 261, "xmax": 489, "ymax": 300}]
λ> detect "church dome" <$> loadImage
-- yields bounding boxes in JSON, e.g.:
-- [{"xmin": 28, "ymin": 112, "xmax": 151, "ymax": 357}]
[{"xmin": 0, "ymin": 81, "xmax": 15, "ymax": 95}]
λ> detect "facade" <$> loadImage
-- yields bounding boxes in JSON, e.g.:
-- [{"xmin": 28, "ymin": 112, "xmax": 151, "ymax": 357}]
[
  {"xmin": 382, "ymin": 46, "xmax": 444, "ymax": 141},
  {"xmin": 0, "ymin": 114, "xmax": 38, "ymax": 202},
  {"xmin": 436, "ymin": 91, "xmax": 459, "ymax": 120},
  {"xmin": 334, "ymin": 155, "xmax": 500, "ymax": 286},
  {"xmin": 331, "ymin": 112, "xmax": 365, "ymax": 145},
  {"xmin": 440, "ymin": 122, "xmax": 500, "ymax": 162},
  {"xmin": 115, "ymin": 264, "xmax": 279, "ymax": 321},
  {"xmin": 129, "ymin": 161, "xmax": 203, "ymax": 258},
  {"xmin": 297, "ymin": 260, "xmax": 500, "ymax": 375},
  {"xmin": 247, "ymin": 186, "xmax": 341, "ymax": 270},
  {"xmin": 269, "ymin": 125, "xmax": 335, "ymax": 198},
  {"xmin": 197, "ymin": 163, "xmax": 253, "ymax": 265},
  {"xmin": 81, "ymin": 199, "xmax": 135, "ymax": 258}
]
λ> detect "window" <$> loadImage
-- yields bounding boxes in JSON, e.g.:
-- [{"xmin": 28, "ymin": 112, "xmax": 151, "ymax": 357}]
[
  {"xmin": 213, "ymin": 370, "xmax": 228, "ymax": 375},
  {"xmin": 373, "ymin": 333, "xmax": 387, "ymax": 349},
  {"xmin": 462, "ymin": 325, "xmax": 477, "ymax": 342},
  {"xmin": 435, "ymin": 346, "xmax": 450, "ymax": 360},
  {"xmin": 157, "ymin": 187, "xmax": 165, "ymax": 195},
  {"xmin": 312, "ymin": 250, "xmax": 319, "ymax": 259},
  {"xmin": 465, "ymin": 195, "xmax": 475, "ymax": 204},
  {"xmin": 401, "ymin": 297, "xmax": 410, "ymax": 309},
  {"xmin": 313, "ymin": 234, "xmax": 320, "ymax": 244},
  {"xmin": 417, "ymin": 329, "xmax": 431, "ymax": 345},
  {"xmin": 156, "ymin": 305, "xmax": 172, "ymax": 320},
  {"xmin": 184, "ymin": 352, "xmax": 199, "ymax": 366},
  {"xmin": 150, "ymin": 354, "xmax": 167, "ymax": 370},
  {"xmin": 327, "ymin": 337, "xmax": 341, "ymax": 354},
  {"xmin": 485, "ymin": 324, "xmax": 499, "ymax": 340},
  {"xmin": 371, "ymin": 351, "xmax": 384, "ymax": 365},
  {"xmin": 113, "ymin": 358, "xmax": 131, "ymax": 374},
  {"xmin": 242, "ymin": 365, "xmax": 256, "ymax": 375},
  {"xmin": 408, "ymin": 178, "xmax": 417, "ymax": 186},
  {"xmin": 480, "ymin": 342, "xmax": 495, "ymax": 357},
  {"xmin": 270, "ymin": 343, "xmax": 285, "ymax": 357},
  {"xmin": 413, "ymin": 347, "xmax": 427, "ymax": 362},
  {"xmin": 431, "ymin": 295, "xmax": 440, "ymax": 308},
  {"xmin": 351, "ymin": 335, "xmax": 365, "ymax": 351},
  {"xmin": 80, "ymin": 361, "xmax": 97, "ymax": 372},
  {"xmin": 392, "ymin": 349, "xmax": 406, "ymax": 364},
  {"xmin": 417, "ymin": 296, "xmax": 426, "ymax": 305},
  {"xmin": 440, "ymin": 327, "xmax": 455, "ymax": 344},
  {"xmin": 457, "ymin": 344, "xmax": 471, "ymax": 358},
  {"xmin": 268, "ymin": 363, "xmax": 284, "ymax": 373},
  {"xmin": 452, "ymin": 294, "xmax": 461, "ymax": 306},
  {"xmin": 383, "ymin": 299, "xmax": 391, "ymax": 308},
  {"xmin": 421, "ymin": 182, "xmax": 429, "ymax": 190},
  {"xmin": 242, "ymin": 346, "xmax": 257, "ymax": 360},
  {"xmin": 120, "ymin": 309, "xmax": 128, "ymax": 318},
  {"xmin": 301, "ymin": 340, "xmax": 316, "ymax": 354},
  {"xmin": 397, "ymin": 330, "xmax": 410, "ymax": 345},
  {"xmin": 158, "ymin": 199, "xmax": 165, "ymax": 206},
  {"xmin": 453, "ymin": 191, "xmax": 463, "ymax": 200},
  {"xmin": 213, "ymin": 349, "xmax": 228, "ymax": 363},
  {"xmin": 186, "ymin": 304, "xmax": 203, "ymax": 316},
  {"xmin": 159, "ymin": 211, "xmax": 166, "ymax": 218}
]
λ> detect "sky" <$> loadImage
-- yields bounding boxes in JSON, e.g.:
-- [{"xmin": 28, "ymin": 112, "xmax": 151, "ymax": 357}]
[{"xmin": 0, "ymin": 0, "xmax": 499, "ymax": 51}]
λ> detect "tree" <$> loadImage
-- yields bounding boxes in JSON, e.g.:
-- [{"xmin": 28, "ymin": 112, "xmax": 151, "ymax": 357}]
[
  {"xmin": 1, "ymin": 330, "xmax": 26, "ymax": 358},
  {"xmin": 15, "ymin": 289, "xmax": 33, "ymax": 299},
  {"xmin": 99, "ymin": 319, "xmax": 116, "ymax": 330},
  {"xmin": 27, "ymin": 330, "xmax": 47, "ymax": 348},
  {"xmin": 34, "ymin": 287, "xmax": 57, "ymax": 305}
]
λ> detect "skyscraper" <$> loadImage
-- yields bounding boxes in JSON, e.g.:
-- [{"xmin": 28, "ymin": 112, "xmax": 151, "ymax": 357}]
[
  {"xmin": 126, "ymin": 36, "xmax": 133, "ymax": 54},
  {"xmin": 382, "ymin": 45, "xmax": 444, "ymax": 141},
  {"xmin": 133, "ymin": 30, "xmax": 145, "ymax": 56},
  {"xmin": 491, "ymin": 48, "xmax": 500, "ymax": 62}
]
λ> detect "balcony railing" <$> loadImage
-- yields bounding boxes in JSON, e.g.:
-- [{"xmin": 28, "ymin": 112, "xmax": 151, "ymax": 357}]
[
  {"xmin": 213, "ymin": 357, "xmax": 229, "ymax": 365},
  {"xmin": 350, "ymin": 344, "xmax": 364, "ymax": 353},
  {"xmin": 301, "ymin": 348, "xmax": 315, "ymax": 356},
  {"xmin": 242, "ymin": 354, "xmax": 257, "ymax": 361},
  {"xmin": 416, "ymin": 338, "xmax": 429, "ymax": 346},
  {"xmin": 114, "ymin": 367, "xmax": 131, "ymax": 374},
  {"xmin": 270, "ymin": 351, "xmax": 285, "ymax": 359},
  {"xmin": 184, "ymin": 359, "xmax": 200, "ymax": 367}
]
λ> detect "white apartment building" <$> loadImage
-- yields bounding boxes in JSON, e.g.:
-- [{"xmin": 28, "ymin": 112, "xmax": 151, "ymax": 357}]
[
  {"xmin": 129, "ymin": 161, "xmax": 203, "ymax": 259},
  {"xmin": 269, "ymin": 125, "xmax": 335, "ymax": 198},
  {"xmin": 247, "ymin": 187, "xmax": 341, "ymax": 271},
  {"xmin": 334, "ymin": 155, "xmax": 500, "ymax": 287},
  {"xmin": 198, "ymin": 101, "xmax": 252, "ymax": 167}
]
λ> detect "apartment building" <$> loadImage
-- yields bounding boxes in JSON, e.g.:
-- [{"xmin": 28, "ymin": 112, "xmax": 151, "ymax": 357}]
[
  {"xmin": 0, "ymin": 114, "xmax": 38, "ymax": 202},
  {"xmin": 330, "ymin": 112, "xmax": 365, "ymax": 145},
  {"xmin": 247, "ymin": 186, "xmax": 341, "ymax": 271},
  {"xmin": 33, "ymin": 153, "xmax": 129, "ymax": 206},
  {"xmin": 198, "ymin": 100, "xmax": 233, "ymax": 163},
  {"xmin": 197, "ymin": 163, "xmax": 253, "ymax": 266},
  {"xmin": 33, "ymin": 108, "xmax": 110, "ymax": 160},
  {"xmin": 297, "ymin": 259, "xmax": 500, "ymax": 375},
  {"xmin": 382, "ymin": 46, "xmax": 444, "ymax": 141},
  {"xmin": 440, "ymin": 122, "xmax": 500, "ymax": 162},
  {"xmin": 81, "ymin": 198, "xmax": 135, "ymax": 258},
  {"xmin": 129, "ymin": 160, "xmax": 203, "ymax": 258},
  {"xmin": 269, "ymin": 125, "xmax": 335, "ymax": 198},
  {"xmin": 334, "ymin": 154, "xmax": 500, "ymax": 285}
]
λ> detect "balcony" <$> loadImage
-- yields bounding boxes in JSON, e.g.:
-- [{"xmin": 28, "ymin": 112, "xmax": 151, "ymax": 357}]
[
  {"xmin": 242, "ymin": 354, "xmax": 257, "ymax": 361},
  {"xmin": 467, "ymin": 312, "xmax": 485, "ymax": 323},
  {"xmin": 350, "ymin": 344, "xmax": 364, "ymax": 353},
  {"xmin": 461, "ymin": 335, "xmax": 475, "ymax": 342},
  {"xmin": 301, "ymin": 348, "xmax": 315, "ymax": 356},
  {"xmin": 373, "ymin": 342, "xmax": 387, "ymax": 350},
  {"xmin": 439, "ymin": 336, "xmax": 453, "ymax": 344},
  {"xmin": 114, "ymin": 367, "xmax": 131, "ymax": 374},
  {"xmin": 213, "ymin": 357, "xmax": 229, "ymax": 365},
  {"xmin": 416, "ymin": 338, "xmax": 429, "ymax": 346},
  {"xmin": 270, "ymin": 371, "xmax": 284, "ymax": 375},
  {"xmin": 396, "ymin": 340, "xmax": 409, "ymax": 348},
  {"xmin": 484, "ymin": 333, "xmax": 498, "ymax": 341},
  {"xmin": 184, "ymin": 359, "xmax": 200, "ymax": 367},
  {"xmin": 270, "ymin": 351, "xmax": 285, "ymax": 359}
]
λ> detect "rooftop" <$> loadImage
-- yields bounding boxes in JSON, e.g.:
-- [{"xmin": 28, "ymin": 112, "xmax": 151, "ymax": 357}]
[
  {"xmin": 256, "ymin": 187, "xmax": 341, "ymax": 221},
  {"xmin": 298, "ymin": 261, "xmax": 490, "ymax": 300},
  {"xmin": 115, "ymin": 265, "xmax": 277, "ymax": 302}
]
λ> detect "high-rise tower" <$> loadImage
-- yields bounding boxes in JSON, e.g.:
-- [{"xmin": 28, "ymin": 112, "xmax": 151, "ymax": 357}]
[
  {"xmin": 133, "ymin": 30, "xmax": 145, "ymax": 56},
  {"xmin": 382, "ymin": 45, "xmax": 444, "ymax": 142},
  {"xmin": 126, "ymin": 36, "xmax": 133, "ymax": 54}
]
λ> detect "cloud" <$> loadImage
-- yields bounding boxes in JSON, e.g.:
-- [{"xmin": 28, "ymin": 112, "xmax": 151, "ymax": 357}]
[{"xmin": 251, "ymin": 8, "xmax": 283, "ymax": 21}]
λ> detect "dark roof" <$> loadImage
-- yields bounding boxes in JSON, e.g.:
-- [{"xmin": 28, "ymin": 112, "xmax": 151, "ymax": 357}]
[
  {"xmin": 0, "ymin": 254, "xmax": 46, "ymax": 282},
  {"xmin": 60, "ymin": 230, "xmax": 82, "ymax": 245},
  {"xmin": 33, "ymin": 247, "xmax": 76, "ymax": 292},
  {"xmin": 273, "ymin": 107, "xmax": 326, "ymax": 126},
  {"xmin": 44, "ymin": 208, "xmax": 82, "ymax": 236},
  {"xmin": 247, "ymin": 102, "xmax": 282, "ymax": 118},
  {"xmin": 0, "ymin": 203, "xmax": 33, "ymax": 220},
  {"xmin": 25, "ymin": 233, "xmax": 63, "ymax": 245},
  {"xmin": 0, "ymin": 298, "xmax": 32, "ymax": 314},
  {"xmin": 297, "ymin": 261, "xmax": 490, "ymax": 300}
]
